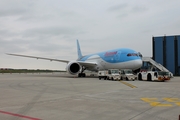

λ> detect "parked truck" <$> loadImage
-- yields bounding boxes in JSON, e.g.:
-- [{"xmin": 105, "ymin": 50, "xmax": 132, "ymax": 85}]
[
  {"xmin": 137, "ymin": 71, "xmax": 170, "ymax": 82},
  {"xmin": 98, "ymin": 69, "xmax": 120, "ymax": 80}
]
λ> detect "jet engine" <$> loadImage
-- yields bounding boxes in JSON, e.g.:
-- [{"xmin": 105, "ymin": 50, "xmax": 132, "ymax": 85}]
[{"xmin": 66, "ymin": 61, "xmax": 82, "ymax": 75}]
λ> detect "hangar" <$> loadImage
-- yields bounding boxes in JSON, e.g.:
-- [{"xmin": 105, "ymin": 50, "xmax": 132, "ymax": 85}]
[{"xmin": 152, "ymin": 35, "xmax": 180, "ymax": 76}]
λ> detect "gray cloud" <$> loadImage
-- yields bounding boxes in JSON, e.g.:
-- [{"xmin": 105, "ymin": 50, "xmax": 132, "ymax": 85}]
[
  {"xmin": 108, "ymin": 4, "xmax": 128, "ymax": 12},
  {"xmin": 107, "ymin": 3, "xmax": 148, "ymax": 20},
  {"xmin": 0, "ymin": 0, "xmax": 34, "ymax": 17},
  {"xmin": 0, "ymin": 39, "xmax": 28, "ymax": 53},
  {"xmin": 0, "ymin": 0, "xmax": 180, "ymax": 70},
  {"xmin": 23, "ymin": 27, "xmax": 79, "ymax": 37},
  {"xmin": 0, "ymin": 37, "xmax": 73, "ymax": 55},
  {"xmin": 131, "ymin": 6, "xmax": 148, "ymax": 13}
]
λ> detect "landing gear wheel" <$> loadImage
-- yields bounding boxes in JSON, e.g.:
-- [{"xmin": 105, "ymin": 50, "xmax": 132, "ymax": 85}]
[
  {"xmin": 78, "ymin": 73, "xmax": 81, "ymax": 77},
  {"xmin": 78, "ymin": 73, "xmax": 86, "ymax": 77}
]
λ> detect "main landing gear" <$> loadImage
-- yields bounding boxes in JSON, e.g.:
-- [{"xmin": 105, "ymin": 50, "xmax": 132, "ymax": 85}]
[
  {"xmin": 78, "ymin": 67, "xmax": 86, "ymax": 77},
  {"xmin": 78, "ymin": 73, "xmax": 86, "ymax": 77}
]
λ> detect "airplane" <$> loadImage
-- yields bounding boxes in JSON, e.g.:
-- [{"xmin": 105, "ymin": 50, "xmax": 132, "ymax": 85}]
[{"xmin": 7, "ymin": 40, "xmax": 142, "ymax": 77}]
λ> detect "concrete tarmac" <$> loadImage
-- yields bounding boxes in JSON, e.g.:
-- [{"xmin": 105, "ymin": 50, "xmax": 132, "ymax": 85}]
[{"xmin": 0, "ymin": 72, "xmax": 180, "ymax": 120}]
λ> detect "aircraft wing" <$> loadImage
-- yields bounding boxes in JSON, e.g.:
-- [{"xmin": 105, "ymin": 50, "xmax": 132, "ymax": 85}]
[
  {"xmin": 6, "ymin": 53, "xmax": 97, "ymax": 68},
  {"xmin": 6, "ymin": 53, "xmax": 69, "ymax": 63},
  {"xmin": 77, "ymin": 61, "xmax": 97, "ymax": 68}
]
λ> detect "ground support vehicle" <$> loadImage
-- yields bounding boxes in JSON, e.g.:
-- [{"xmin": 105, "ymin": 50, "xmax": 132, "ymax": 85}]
[
  {"xmin": 137, "ymin": 71, "xmax": 170, "ymax": 82},
  {"xmin": 120, "ymin": 69, "xmax": 136, "ymax": 81},
  {"xmin": 98, "ymin": 69, "xmax": 120, "ymax": 80},
  {"xmin": 98, "ymin": 70, "xmax": 108, "ymax": 80}
]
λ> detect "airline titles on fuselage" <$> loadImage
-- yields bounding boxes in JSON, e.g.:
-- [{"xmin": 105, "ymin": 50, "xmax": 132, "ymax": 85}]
[{"xmin": 104, "ymin": 51, "xmax": 117, "ymax": 56}]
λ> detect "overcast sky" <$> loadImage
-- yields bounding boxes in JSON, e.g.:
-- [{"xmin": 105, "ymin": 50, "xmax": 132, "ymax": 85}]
[{"xmin": 0, "ymin": 0, "xmax": 180, "ymax": 70}]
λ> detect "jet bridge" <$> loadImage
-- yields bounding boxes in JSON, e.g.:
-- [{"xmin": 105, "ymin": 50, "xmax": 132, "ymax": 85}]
[{"xmin": 142, "ymin": 57, "xmax": 173, "ymax": 77}]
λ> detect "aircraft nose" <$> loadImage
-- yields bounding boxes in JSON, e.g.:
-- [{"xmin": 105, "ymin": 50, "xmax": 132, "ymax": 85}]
[{"xmin": 135, "ymin": 59, "xmax": 143, "ymax": 69}]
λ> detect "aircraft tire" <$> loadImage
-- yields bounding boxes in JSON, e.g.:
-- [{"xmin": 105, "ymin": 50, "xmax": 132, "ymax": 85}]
[
  {"xmin": 78, "ymin": 73, "xmax": 86, "ymax": 77},
  {"xmin": 83, "ymin": 73, "xmax": 86, "ymax": 77},
  {"xmin": 147, "ymin": 74, "xmax": 152, "ymax": 81},
  {"xmin": 78, "ymin": 73, "xmax": 81, "ymax": 77},
  {"xmin": 138, "ymin": 74, "xmax": 142, "ymax": 80}
]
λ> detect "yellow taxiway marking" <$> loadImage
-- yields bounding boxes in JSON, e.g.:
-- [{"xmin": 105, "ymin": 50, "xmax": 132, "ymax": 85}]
[
  {"xmin": 150, "ymin": 102, "xmax": 172, "ymax": 107},
  {"xmin": 120, "ymin": 81, "xmax": 137, "ymax": 88},
  {"xmin": 140, "ymin": 98, "xmax": 180, "ymax": 107},
  {"xmin": 163, "ymin": 98, "xmax": 180, "ymax": 106}
]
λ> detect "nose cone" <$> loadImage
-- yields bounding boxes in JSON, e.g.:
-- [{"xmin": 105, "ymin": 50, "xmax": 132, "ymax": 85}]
[{"xmin": 134, "ymin": 59, "xmax": 143, "ymax": 70}]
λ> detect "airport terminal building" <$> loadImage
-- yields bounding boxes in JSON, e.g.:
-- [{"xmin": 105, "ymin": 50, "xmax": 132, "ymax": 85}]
[{"xmin": 152, "ymin": 35, "xmax": 180, "ymax": 76}]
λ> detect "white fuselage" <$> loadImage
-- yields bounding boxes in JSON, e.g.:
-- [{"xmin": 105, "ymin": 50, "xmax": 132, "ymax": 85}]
[{"xmin": 85, "ymin": 55, "xmax": 142, "ymax": 71}]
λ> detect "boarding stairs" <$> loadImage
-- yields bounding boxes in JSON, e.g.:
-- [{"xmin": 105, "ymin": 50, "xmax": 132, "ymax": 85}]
[{"xmin": 142, "ymin": 57, "xmax": 173, "ymax": 77}]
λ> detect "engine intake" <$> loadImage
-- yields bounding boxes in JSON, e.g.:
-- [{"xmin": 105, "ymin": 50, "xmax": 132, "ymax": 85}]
[{"xmin": 66, "ymin": 62, "xmax": 81, "ymax": 75}]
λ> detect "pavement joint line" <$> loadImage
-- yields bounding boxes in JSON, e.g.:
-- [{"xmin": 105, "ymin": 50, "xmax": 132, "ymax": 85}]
[{"xmin": 120, "ymin": 81, "xmax": 137, "ymax": 88}]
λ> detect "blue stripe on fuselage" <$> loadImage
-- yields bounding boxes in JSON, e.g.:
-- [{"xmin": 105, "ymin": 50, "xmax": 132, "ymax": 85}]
[{"xmin": 79, "ymin": 48, "xmax": 141, "ymax": 63}]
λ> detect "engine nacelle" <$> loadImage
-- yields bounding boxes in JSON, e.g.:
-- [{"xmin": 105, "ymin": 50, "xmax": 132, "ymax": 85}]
[{"xmin": 66, "ymin": 61, "xmax": 82, "ymax": 75}]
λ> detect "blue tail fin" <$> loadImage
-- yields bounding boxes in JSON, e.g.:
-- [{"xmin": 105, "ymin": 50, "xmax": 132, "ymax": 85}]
[{"xmin": 77, "ymin": 40, "xmax": 83, "ymax": 59}]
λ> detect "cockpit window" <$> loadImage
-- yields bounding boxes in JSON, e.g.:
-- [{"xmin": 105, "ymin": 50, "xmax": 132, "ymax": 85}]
[{"xmin": 127, "ymin": 53, "xmax": 138, "ymax": 56}]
